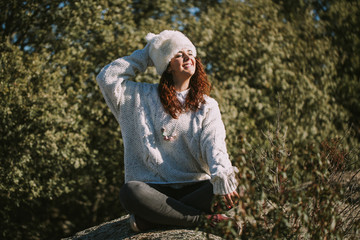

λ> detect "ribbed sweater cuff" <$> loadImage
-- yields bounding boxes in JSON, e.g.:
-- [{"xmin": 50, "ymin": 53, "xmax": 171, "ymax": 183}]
[{"xmin": 211, "ymin": 166, "xmax": 239, "ymax": 195}]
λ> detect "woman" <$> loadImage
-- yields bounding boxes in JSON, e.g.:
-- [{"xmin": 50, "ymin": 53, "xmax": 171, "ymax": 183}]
[{"xmin": 96, "ymin": 30, "xmax": 240, "ymax": 232}]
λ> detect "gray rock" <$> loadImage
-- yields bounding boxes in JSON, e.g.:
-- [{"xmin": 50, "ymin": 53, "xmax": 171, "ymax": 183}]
[{"xmin": 62, "ymin": 215, "xmax": 224, "ymax": 240}]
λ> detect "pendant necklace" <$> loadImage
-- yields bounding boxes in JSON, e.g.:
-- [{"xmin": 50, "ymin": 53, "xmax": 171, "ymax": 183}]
[
  {"xmin": 161, "ymin": 119, "xmax": 179, "ymax": 141},
  {"xmin": 161, "ymin": 89, "xmax": 188, "ymax": 141}
]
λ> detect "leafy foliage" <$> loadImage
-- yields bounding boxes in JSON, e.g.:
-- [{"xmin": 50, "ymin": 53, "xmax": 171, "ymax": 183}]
[
  {"xmin": 1, "ymin": 0, "xmax": 359, "ymax": 239},
  {"xmin": 204, "ymin": 123, "xmax": 360, "ymax": 239}
]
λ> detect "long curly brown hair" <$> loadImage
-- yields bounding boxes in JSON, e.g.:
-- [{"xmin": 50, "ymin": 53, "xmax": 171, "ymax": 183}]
[{"xmin": 158, "ymin": 58, "xmax": 211, "ymax": 119}]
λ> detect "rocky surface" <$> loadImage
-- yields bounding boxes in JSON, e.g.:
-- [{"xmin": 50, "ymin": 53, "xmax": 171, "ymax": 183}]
[{"xmin": 62, "ymin": 215, "xmax": 224, "ymax": 240}]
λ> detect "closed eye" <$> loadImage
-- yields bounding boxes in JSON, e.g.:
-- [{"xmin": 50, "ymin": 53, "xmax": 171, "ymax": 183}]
[{"xmin": 175, "ymin": 50, "xmax": 193, "ymax": 58}]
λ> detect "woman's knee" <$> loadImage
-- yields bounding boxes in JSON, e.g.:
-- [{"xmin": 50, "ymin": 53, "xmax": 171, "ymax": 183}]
[{"xmin": 119, "ymin": 181, "xmax": 148, "ymax": 211}]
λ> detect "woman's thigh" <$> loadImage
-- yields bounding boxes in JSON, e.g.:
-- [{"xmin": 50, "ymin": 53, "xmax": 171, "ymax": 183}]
[
  {"xmin": 148, "ymin": 180, "xmax": 214, "ymax": 213},
  {"xmin": 119, "ymin": 181, "xmax": 203, "ymax": 226}
]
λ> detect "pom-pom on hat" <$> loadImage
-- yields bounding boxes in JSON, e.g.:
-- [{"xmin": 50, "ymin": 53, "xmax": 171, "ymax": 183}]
[{"xmin": 146, "ymin": 30, "xmax": 197, "ymax": 75}]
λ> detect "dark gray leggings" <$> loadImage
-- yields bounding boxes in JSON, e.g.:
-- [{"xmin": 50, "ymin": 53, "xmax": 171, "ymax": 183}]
[{"xmin": 119, "ymin": 180, "xmax": 214, "ymax": 227}]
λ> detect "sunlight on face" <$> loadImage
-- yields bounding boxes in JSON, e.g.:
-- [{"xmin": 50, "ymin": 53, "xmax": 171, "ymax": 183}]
[{"xmin": 168, "ymin": 49, "xmax": 196, "ymax": 77}]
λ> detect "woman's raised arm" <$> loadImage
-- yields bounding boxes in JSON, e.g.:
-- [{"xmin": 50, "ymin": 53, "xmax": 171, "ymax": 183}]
[{"xmin": 96, "ymin": 43, "xmax": 153, "ymax": 117}]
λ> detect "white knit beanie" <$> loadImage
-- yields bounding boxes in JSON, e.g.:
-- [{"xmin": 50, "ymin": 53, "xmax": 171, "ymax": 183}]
[{"xmin": 146, "ymin": 30, "xmax": 197, "ymax": 75}]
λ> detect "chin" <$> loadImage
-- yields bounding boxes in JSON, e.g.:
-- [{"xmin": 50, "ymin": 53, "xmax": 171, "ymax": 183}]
[{"xmin": 186, "ymin": 68, "xmax": 196, "ymax": 75}]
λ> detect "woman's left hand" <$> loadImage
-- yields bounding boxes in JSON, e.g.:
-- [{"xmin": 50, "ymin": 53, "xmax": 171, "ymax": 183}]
[
  {"xmin": 212, "ymin": 190, "xmax": 240, "ymax": 212},
  {"xmin": 224, "ymin": 191, "xmax": 240, "ymax": 208}
]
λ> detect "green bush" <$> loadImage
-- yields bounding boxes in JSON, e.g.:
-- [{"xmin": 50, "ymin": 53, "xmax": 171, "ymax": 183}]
[{"xmin": 204, "ymin": 123, "xmax": 359, "ymax": 239}]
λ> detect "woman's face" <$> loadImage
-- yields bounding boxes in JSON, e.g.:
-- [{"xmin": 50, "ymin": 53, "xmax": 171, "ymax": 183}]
[{"xmin": 167, "ymin": 48, "xmax": 196, "ymax": 80}]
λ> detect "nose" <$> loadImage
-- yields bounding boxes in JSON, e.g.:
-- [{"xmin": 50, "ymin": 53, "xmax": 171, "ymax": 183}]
[{"xmin": 183, "ymin": 52, "xmax": 190, "ymax": 61}]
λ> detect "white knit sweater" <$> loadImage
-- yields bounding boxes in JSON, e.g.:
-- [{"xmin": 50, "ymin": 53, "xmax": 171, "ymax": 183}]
[{"xmin": 96, "ymin": 44, "xmax": 238, "ymax": 195}]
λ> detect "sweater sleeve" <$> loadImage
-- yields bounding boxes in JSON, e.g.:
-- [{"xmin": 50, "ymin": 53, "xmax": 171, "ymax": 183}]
[
  {"xmin": 96, "ymin": 44, "xmax": 152, "ymax": 118},
  {"xmin": 200, "ymin": 100, "xmax": 239, "ymax": 195}
]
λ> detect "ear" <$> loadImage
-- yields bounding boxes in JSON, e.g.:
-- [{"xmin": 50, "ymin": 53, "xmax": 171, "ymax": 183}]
[{"xmin": 166, "ymin": 64, "xmax": 172, "ymax": 73}]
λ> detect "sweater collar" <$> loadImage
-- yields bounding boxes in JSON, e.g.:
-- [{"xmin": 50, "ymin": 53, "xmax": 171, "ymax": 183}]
[{"xmin": 176, "ymin": 88, "xmax": 190, "ymax": 105}]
